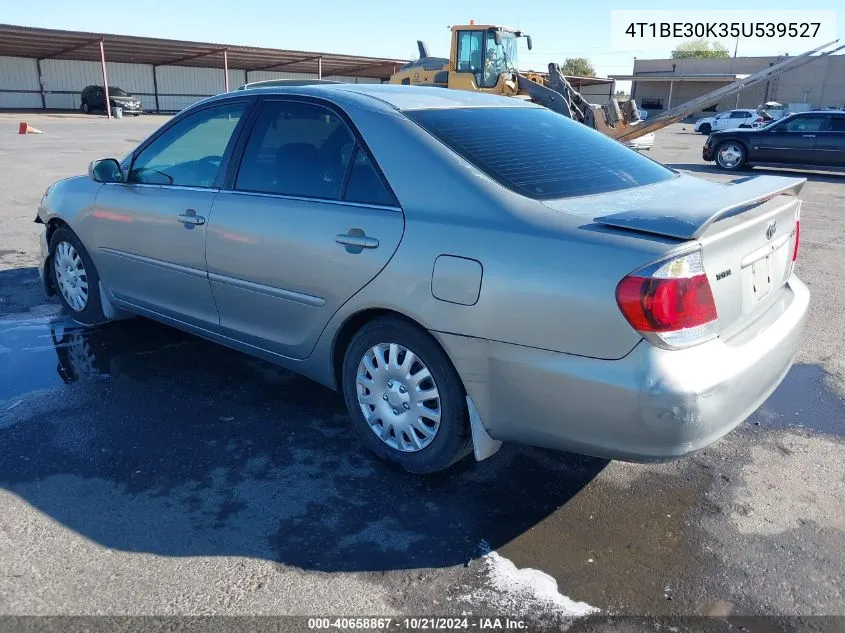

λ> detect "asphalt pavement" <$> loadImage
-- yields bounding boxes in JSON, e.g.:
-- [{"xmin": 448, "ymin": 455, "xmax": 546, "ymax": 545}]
[{"xmin": 0, "ymin": 112, "xmax": 843, "ymax": 630}]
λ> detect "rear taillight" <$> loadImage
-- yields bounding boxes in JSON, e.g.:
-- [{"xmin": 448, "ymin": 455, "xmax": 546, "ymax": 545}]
[
  {"xmin": 616, "ymin": 250, "xmax": 718, "ymax": 349},
  {"xmin": 792, "ymin": 219, "xmax": 800, "ymax": 262}
]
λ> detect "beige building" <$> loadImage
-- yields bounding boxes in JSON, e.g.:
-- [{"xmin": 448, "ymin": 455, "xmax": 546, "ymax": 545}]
[{"xmin": 611, "ymin": 54, "xmax": 845, "ymax": 118}]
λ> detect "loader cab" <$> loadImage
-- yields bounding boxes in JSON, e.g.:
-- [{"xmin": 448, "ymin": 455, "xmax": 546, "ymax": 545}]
[{"xmin": 450, "ymin": 25, "xmax": 531, "ymax": 94}]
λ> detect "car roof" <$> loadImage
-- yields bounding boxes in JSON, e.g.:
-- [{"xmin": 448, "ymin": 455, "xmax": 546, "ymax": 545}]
[
  {"xmin": 778, "ymin": 110, "xmax": 845, "ymax": 117},
  {"xmin": 207, "ymin": 82, "xmax": 539, "ymax": 112}
]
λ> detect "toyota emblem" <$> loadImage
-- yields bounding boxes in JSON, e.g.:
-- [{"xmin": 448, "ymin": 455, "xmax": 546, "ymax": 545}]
[{"xmin": 766, "ymin": 221, "xmax": 777, "ymax": 240}]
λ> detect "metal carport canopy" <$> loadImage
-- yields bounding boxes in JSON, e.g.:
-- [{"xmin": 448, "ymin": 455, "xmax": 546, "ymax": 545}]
[{"xmin": 0, "ymin": 24, "xmax": 407, "ymax": 78}]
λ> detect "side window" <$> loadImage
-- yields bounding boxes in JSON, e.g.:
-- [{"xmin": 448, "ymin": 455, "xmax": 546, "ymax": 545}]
[
  {"xmin": 784, "ymin": 116, "xmax": 828, "ymax": 132},
  {"xmin": 130, "ymin": 102, "xmax": 245, "ymax": 187},
  {"xmin": 456, "ymin": 31, "xmax": 484, "ymax": 74},
  {"xmin": 235, "ymin": 101, "xmax": 355, "ymax": 199},
  {"xmin": 827, "ymin": 116, "xmax": 845, "ymax": 132},
  {"xmin": 343, "ymin": 149, "xmax": 397, "ymax": 207},
  {"xmin": 729, "ymin": 111, "xmax": 748, "ymax": 119}
]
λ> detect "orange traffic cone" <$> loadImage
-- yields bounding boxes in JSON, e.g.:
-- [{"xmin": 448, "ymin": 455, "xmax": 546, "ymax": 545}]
[{"xmin": 18, "ymin": 122, "xmax": 43, "ymax": 134}]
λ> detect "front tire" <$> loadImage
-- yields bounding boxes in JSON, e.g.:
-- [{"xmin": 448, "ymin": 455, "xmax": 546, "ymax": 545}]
[
  {"xmin": 81, "ymin": 100, "xmax": 89, "ymax": 113},
  {"xmin": 341, "ymin": 317, "xmax": 472, "ymax": 474},
  {"xmin": 699, "ymin": 123, "xmax": 711, "ymax": 135},
  {"xmin": 49, "ymin": 227, "xmax": 106, "ymax": 325},
  {"xmin": 715, "ymin": 141, "xmax": 748, "ymax": 170}
]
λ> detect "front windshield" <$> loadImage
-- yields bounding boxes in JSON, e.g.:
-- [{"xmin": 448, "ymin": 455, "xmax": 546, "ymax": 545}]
[
  {"xmin": 482, "ymin": 32, "xmax": 518, "ymax": 88},
  {"xmin": 108, "ymin": 87, "xmax": 129, "ymax": 96}
]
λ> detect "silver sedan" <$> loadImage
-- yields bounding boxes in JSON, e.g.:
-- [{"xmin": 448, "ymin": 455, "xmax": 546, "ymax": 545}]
[{"xmin": 36, "ymin": 84, "xmax": 809, "ymax": 473}]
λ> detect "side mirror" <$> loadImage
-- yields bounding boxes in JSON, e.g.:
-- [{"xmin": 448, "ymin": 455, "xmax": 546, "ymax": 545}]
[
  {"xmin": 89, "ymin": 158, "xmax": 122, "ymax": 183},
  {"xmin": 526, "ymin": 35, "xmax": 533, "ymax": 50},
  {"xmin": 493, "ymin": 30, "xmax": 503, "ymax": 46}
]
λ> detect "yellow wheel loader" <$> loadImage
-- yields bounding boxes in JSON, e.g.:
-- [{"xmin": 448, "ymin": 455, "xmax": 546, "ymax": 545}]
[{"xmin": 390, "ymin": 25, "xmax": 843, "ymax": 143}]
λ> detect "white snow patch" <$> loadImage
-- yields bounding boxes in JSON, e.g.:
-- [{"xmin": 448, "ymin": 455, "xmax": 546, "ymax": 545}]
[{"xmin": 466, "ymin": 542, "xmax": 598, "ymax": 621}]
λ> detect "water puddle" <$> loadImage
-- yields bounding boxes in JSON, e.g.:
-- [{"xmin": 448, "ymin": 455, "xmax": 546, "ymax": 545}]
[
  {"xmin": 0, "ymin": 316, "xmax": 191, "ymax": 404},
  {"xmin": 750, "ymin": 364, "xmax": 845, "ymax": 438}
]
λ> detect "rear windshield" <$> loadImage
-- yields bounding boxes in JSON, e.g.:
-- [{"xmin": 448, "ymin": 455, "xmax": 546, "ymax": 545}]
[{"xmin": 406, "ymin": 107, "xmax": 675, "ymax": 200}]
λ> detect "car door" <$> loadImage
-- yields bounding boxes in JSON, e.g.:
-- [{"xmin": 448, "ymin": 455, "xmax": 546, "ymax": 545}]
[
  {"xmin": 752, "ymin": 114, "xmax": 825, "ymax": 164},
  {"xmin": 813, "ymin": 114, "xmax": 845, "ymax": 166},
  {"xmin": 726, "ymin": 110, "xmax": 750, "ymax": 129},
  {"xmin": 205, "ymin": 98, "xmax": 404, "ymax": 360},
  {"xmin": 733, "ymin": 111, "xmax": 755, "ymax": 128},
  {"xmin": 710, "ymin": 112, "xmax": 731, "ymax": 131},
  {"xmin": 94, "ymin": 87, "xmax": 106, "ymax": 109},
  {"xmin": 92, "ymin": 99, "xmax": 251, "ymax": 330}
]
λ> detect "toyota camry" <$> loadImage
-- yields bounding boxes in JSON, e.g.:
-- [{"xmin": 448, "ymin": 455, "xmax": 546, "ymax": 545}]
[{"xmin": 36, "ymin": 84, "xmax": 809, "ymax": 473}]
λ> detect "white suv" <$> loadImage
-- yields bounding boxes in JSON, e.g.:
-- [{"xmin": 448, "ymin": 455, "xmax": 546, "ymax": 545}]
[{"xmin": 694, "ymin": 109, "xmax": 761, "ymax": 135}]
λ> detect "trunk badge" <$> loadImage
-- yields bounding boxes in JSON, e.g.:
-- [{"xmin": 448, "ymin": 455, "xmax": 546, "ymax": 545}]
[{"xmin": 766, "ymin": 221, "xmax": 777, "ymax": 240}]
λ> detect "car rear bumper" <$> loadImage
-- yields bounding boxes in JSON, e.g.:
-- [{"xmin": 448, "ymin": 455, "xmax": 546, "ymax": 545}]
[{"xmin": 435, "ymin": 276, "xmax": 809, "ymax": 461}]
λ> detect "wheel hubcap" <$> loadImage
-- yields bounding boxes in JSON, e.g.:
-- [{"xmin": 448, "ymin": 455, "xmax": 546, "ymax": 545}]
[
  {"xmin": 53, "ymin": 241, "xmax": 89, "ymax": 312},
  {"xmin": 718, "ymin": 144, "xmax": 742, "ymax": 168},
  {"xmin": 356, "ymin": 343, "xmax": 441, "ymax": 452}
]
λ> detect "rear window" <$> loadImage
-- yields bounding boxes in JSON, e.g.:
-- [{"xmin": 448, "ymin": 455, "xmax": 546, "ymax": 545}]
[{"xmin": 406, "ymin": 107, "xmax": 675, "ymax": 200}]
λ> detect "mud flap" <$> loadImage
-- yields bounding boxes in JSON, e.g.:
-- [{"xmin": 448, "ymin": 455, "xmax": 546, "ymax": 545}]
[{"xmin": 467, "ymin": 395, "xmax": 502, "ymax": 461}]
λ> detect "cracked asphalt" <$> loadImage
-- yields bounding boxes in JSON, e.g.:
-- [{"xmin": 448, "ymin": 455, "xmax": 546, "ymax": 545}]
[{"xmin": 0, "ymin": 113, "xmax": 843, "ymax": 630}]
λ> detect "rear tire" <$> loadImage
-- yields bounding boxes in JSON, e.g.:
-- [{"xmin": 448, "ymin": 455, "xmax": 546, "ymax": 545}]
[
  {"xmin": 699, "ymin": 123, "xmax": 711, "ymax": 135},
  {"xmin": 715, "ymin": 141, "xmax": 748, "ymax": 171},
  {"xmin": 341, "ymin": 316, "xmax": 472, "ymax": 474},
  {"xmin": 49, "ymin": 227, "xmax": 106, "ymax": 325}
]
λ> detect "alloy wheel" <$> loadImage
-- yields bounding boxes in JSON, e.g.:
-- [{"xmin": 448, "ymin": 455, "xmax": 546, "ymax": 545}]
[{"xmin": 717, "ymin": 143, "xmax": 744, "ymax": 169}]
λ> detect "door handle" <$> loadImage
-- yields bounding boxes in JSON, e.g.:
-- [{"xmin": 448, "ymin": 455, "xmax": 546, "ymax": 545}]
[
  {"xmin": 802, "ymin": 134, "xmax": 816, "ymax": 138},
  {"xmin": 336, "ymin": 232, "xmax": 379, "ymax": 249},
  {"xmin": 177, "ymin": 209, "xmax": 205, "ymax": 225}
]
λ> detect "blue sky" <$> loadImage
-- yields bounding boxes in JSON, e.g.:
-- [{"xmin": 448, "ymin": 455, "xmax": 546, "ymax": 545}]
[{"xmin": 3, "ymin": 0, "xmax": 842, "ymax": 81}]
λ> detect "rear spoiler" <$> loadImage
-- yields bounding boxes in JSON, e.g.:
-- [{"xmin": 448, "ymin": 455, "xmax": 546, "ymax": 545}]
[{"xmin": 594, "ymin": 175, "xmax": 806, "ymax": 240}]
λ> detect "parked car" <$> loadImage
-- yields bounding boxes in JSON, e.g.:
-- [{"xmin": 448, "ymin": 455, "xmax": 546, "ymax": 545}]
[
  {"xmin": 694, "ymin": 109, "xmax": 762, "ymax": 135},
  {"xmin": 703, "ymin": 110, "xmax": 845, "ymax": 170},
  {"xmin": 36, "ymin": 84, "xmax": 808, "ymax": 474},
  {"xmin": 80, "ymin": 85, "xmax": 143, "ymax": 115},
  {"xmin": 624, "ymin": 131, "xmax": 655, "ymax": 151}
]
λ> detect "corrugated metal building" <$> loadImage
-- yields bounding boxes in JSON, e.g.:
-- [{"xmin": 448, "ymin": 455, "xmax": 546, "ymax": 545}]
[
  {"xmin": 611, "ymin": 54, "xmax": 845, "ymax": 118},
  {"xmin": 0, "ymin": 25, "xmax": 405, "ymax": 113}
]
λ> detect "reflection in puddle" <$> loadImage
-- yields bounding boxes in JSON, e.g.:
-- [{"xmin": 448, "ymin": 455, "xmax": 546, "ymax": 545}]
[{"xmin": 0, "ymin": 317, "xmax": 191, "ymax": 402}]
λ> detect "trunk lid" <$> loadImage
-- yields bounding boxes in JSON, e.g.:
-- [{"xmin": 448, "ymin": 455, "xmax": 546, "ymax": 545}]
[{"xmin": 543, "ymin": 173, "xmax": 805, "ymax": 338}]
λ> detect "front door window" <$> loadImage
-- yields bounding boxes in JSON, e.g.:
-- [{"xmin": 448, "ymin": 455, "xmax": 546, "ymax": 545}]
[{"xmin": 129, "ymin": 102, "xmax": 246, "ymax": 187}]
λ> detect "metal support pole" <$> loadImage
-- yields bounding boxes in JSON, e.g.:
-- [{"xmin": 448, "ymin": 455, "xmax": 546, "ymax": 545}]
[
  {"xmin": 223, "ymin": 49, "xmax": 229, "ymax": 92},
  {"xmin": 35, "ymin": 59, "xmax": 46, "ymax": 109},
  {"xmin": 318, "ymin": 56, "xmax": 322, "ymax": 79},
  {"xmin": 244, "ymin": 70, "xmax": 249, "ymax": 85},
  {"xmin": 667, "ymin": 80, "xmax": 674, "ymax": 110},
  {"xmin": 735, "ymin": 90, "xmax": 740, "ymax": 108},
  {"xmin": 152, "ymin": 65, "xmax": 160, "ymax": 113},
  {"xmin": 99, "ymin": 39, "xmax": 111, "ymax": 119}
]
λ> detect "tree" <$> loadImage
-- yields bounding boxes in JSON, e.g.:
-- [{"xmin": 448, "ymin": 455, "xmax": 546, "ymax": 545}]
[
  {"xmin": 561, "ymin": 57, "xmax": 596, "ymax": 77},
  {"xmin": 671, "ymin": 39, "xmax": 730, "ymax": 59}
]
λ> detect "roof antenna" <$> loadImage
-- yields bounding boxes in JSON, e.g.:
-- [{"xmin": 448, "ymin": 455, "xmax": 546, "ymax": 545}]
[{"xmin": 417, "ymin": 40, "xmax": 430, "ymax": 58}]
